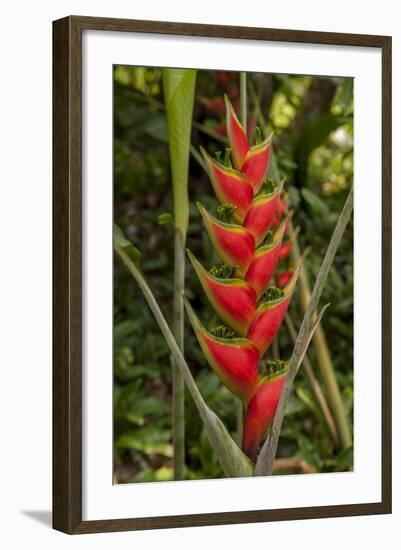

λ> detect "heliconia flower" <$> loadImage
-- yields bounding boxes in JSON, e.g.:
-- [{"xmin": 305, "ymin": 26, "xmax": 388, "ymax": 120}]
[
  {"xmin": 188, "ymin": 250, "xmax": 257, "ymax": 336},
  {"xmin": 184, "ymin": 299, "xmax": 259, "ymax": 402},
  {"xmin": 276, "ymin": 270, "xmax": 294, "ymax": 289},
  {"xmin": 242, "ymin": 365, "xmax": 288, "ymax": 461},
  {"xmin": 200, "ymin": 147, "xmax": 253, "ymax": 223},
  {"xmin": 245, "ymin": 221, "xmax": 287, "ymax": 299},
  {"xmin": 247, "ymin": 269, "xmax": 299, "ymax": 355},
  {"xmin": 224, "ymin": 94, "xmax": 249, "ymax": 170},
  {"xmin": 188, "ymin": 88, "xmax": 301, "ymax": 463},
  {"xmin": 241, "ymin": 138, "xmax": 271, "ymax": 193},
  {"xmin": 243, "ymin": 189, "xmax": 282, "ymax": 246},
  {"xmin": 197, "ymin": 203, "xmax": 255, "ymax": 276}
]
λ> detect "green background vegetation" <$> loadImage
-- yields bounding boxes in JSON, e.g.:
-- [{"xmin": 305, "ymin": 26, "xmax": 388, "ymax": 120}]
[{"xmin": 113, "ymin": 67, "xmax": 354, "ymax": 483}]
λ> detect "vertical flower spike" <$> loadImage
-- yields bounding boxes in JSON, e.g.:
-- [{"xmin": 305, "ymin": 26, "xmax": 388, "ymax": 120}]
[
  {"xmin": 197, "ymin": 203, "xmax": 255, "ymax": 276},
  {"xmin": 201, "ymin": 148, "xmax": 253, "ymax": 223},
  {"xmin": 184, "ymin": 300, "xmax": 259, "ymax": 402},
  {"xmin": 224, "ymin": 94, "xmax": 249, "ymax": 170},
  {"xmin": 241, "ymin": 138, "xmax": 272, "ymax": 193},
  {"xmin": 247, "ymin": 269, "xmax": 299, "ymax": 355},
  {"xmin": 191, "ymin": 90, "xmax": 301, "ymax": 464},
  {"xmin": 242, "ymin": 366, "xmax": 288, "ymax": 461},
  {"xmin": 243, "ymin": 189, "xmax": 282, "ymax": 246},
  {"xmin": 188, "ymin": 250, "xmax": 256, "ymax": 336},
  {"xmin": 245, "ymin": 221, "xmax": 287, "ymax": 299}
]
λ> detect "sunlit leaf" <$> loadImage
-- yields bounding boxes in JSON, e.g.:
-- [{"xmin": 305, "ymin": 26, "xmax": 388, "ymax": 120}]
[{"xmin": 163, "ymin": 68, "xmax": 197, "ymax": 237}]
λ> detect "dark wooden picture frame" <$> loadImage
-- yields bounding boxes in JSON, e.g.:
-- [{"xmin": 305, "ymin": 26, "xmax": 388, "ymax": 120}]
[{"xmin": 53, "ymin": 15, "xmax": 392, "ymax": 534}]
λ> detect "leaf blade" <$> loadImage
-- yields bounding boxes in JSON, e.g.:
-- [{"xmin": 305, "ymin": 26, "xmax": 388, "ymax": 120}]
[{"xmin": 163, "ymin": 68, "xmax": 197, "ymax": 238}]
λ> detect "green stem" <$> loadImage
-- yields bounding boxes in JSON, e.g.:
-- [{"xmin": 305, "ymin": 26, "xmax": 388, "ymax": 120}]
[
  {"xmin": 248, "ymin": 78, "xmax": 267, "ymax": 129},
  {"xmin": 290, "ymin": 225, "xmax": 352, "ymax": 450},
  {"xmin": 192, "ymin": 120, "xmax": 227, "ymax": 145},
  {"xmin": 255, "ymin": 186, "xmax": 354, "ymax": 476},
  {"xmin": 172, "ymin": 230, "xmax": 185, "ymax": 480},
  {"xmin": 115, "ymin": 246, "xmax": 254, "ymax": 478}
]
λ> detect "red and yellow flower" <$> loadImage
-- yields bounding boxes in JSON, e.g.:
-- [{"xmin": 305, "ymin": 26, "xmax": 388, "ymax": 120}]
[{"xmin": 186, "ymin": 95, "xmax": 299, "ymax": 462}]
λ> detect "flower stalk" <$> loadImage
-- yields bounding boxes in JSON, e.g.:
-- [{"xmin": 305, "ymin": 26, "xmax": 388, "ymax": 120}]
[{"xmin": 163, "ymin": 68, "xmax": 197, "ymax": 479}]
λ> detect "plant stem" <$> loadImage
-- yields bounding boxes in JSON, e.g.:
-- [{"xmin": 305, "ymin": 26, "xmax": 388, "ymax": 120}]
[
  {"xmin": 115, "ymin": 246, "xmax": 254, "ymax": 478},
  {"xmin": 163, "ymin": 68, "xmax": 197, "ymax": 480},
  {"xmin": 290, "ymin": 225, "xmax": 352, "ymax": 449},
  {"xmin": 255, "ymin": 185, "xmax": 354, "ymax": 476},
  {"xmin": 192, "ymin": 120, "xmax": 227, "ymax": 145},
  {"xmin": 284, "ymin": 314, "xmax": 340, "ymax": 447},
  {"xmin": 172, "ymin": 230, "xmax": 185, "ymax": 480},
  {"xmin": 248, "ymin": 78, "xmax": 267, "ymax": 129}
]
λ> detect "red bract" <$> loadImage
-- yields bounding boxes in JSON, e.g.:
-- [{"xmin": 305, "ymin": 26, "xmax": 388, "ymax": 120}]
[
  {"xmin": 198, "ymin": 203, "xmax": 255, "ymax": 276},
  {"xmin": 247, "ymin": 269, "xmax": 299, "ymax": 355},
  {"xmin": 185, "ymin": 300, "xmax": 259, "ymax": 402},
  {"xmin": 241, "ymin": 139, "xmax": 271, "ymax": 193},
  {"xmin": 245, "ymin": 221, "xmax": 287, "ymax": 299},
  {"xmin": 279, "ymin": 240, "xmax": 292, "ymax": 260},
  {"xmin": 225, "ymin": 94, "xmax": 249, "ymax": 170},
  {"xmin": 186, "ymin": 94, "xmax": 300, "ymax": 463},
  {"xmin": 188, "ymin": 250, "xmax": 257, "ymax": 336},
  {"xmin": 242, "ymin": 368, "xmax": 287, "ymax": 461},
  {"xmin": 243, "ymin": 190, "xmax": 282, "ymax": 246},
  {"xmin": 201, "ymin": 148, "xmax": 253, "ymax": 223},
  {"xmin": 276, "ymin": 270, "xmax": 294, "ymax": 289}
]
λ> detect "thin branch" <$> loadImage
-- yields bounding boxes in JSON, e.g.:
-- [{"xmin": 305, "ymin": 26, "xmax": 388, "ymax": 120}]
[
  {"xmin": 284, "ymin": 314, "xmax": 340, "ymax": 447},
  {"xmin": 290, "ymin": 222, "xmax": 352, "ymax": 449}
]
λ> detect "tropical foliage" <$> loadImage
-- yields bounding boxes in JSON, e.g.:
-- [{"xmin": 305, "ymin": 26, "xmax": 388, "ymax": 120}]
[{"xmin": 113, "ymin": 67, "xmax": 354, "ymax": 482}]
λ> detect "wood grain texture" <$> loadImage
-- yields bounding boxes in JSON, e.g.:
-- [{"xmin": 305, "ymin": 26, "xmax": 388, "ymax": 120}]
[
  {"xmin": 52, "ymin": 15, "xmax": 392, "ymax": 534},
  {"xmin": 52, "ymin": 16, "xmax": 82, "ymax": 534}
]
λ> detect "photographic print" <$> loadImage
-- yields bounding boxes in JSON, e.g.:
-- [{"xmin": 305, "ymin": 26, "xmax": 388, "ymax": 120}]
[
  {"xmin": 113, "ymin": 66, "xmax": 354, "ymax": 484},
  {"xmin": 53, "ymin": 17, "xmax": 391, "ymax": 533}
]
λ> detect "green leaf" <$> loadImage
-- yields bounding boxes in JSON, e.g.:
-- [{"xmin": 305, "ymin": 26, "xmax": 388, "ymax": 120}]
[
  {"xmin": 335, "ymin": 78, "xmax": 353, "ymax": 116},
  {"xmin": 113, "ymin": 224, "xmax": 141, "ymax": 268},
  {"xmin": 302, "ymin": 114, "xmax": 349, "ymax": 156},
  {"xmin": 163, "ymin": 68, "xmax": 197, "ymax": 237},
  {"xmin": 157, "ymin": 212, "xmax": 174, "ymax": 225},
  {"xmin": 301, "ymin": 188, "xmax": 330, "ymax": 216}
]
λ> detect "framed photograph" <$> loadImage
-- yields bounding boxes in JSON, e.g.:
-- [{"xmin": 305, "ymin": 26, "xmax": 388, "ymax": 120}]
[{"xmin": 53, "ymin": 16, "xmax": 392, "ymax": 534}]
